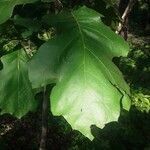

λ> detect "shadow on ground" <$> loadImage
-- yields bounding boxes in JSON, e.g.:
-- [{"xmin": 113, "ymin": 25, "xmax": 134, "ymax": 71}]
[
  {"xmin": 0, "ymin": 106, "xmax": 150, "ymax": 150},
  {"xmin": 91, "ymin": 107, "xmax": 150, "ymax": 150}
]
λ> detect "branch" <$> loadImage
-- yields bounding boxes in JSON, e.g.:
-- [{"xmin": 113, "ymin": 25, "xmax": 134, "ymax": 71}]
[
  {"xmin": 39, "ymin": 87, "xmax": 49, "ymax": 150},
  {"xmin": 116, "ymin": 0, "xmax": 136, "ymax": 34},
  {"xmin": 54, "ymin": 0, "xmax": 63, "ymax": 13}
]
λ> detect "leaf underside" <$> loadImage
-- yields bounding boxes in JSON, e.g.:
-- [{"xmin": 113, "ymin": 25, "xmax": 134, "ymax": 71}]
[{"xmin": 29, "ymin": 6, "xmax": 131, "ymax": 139}]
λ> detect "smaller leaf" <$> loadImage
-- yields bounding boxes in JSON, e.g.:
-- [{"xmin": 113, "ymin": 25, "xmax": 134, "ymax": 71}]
[
  {"xmin": 13, "ymin": 15, "xmax": 41, "ymax": 33},
  {"xmin": 0, "ymin": 49, "xmax": 37, "ymax": 118}
]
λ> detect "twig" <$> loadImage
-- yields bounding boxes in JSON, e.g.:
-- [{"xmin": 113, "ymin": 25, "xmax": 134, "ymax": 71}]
[
  {"xmin": 54, "ymin": 0, "xmax": 63, "ymax": 13},
  {"xmin": 116, "ymin": 0, "xmax": 136, "ymax": 34},
  {"xmin": 39, "ymin": 86, "xmax": 49, "ymax": 150}
]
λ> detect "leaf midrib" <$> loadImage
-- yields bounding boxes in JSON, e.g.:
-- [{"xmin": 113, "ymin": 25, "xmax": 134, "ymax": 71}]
[
  {"xmin": 71, "ymin": 11, "xmax": 117, "ymax": 86},
  {"xmin": 71, "ymin": 11, "xmax": 86, "ymax": 83}
]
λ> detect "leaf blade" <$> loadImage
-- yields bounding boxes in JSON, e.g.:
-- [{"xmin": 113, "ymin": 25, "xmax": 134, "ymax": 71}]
[
  {"xmin": 50, "ymin": 6, "xmax": 131, "ymax": 139},
  {"xmin": 0, "ymin": 50, "xmax": 37, "ymax": 118},
  {"xmin": 29, "ymin": 6, "xmax": 131, "ymax": 139}
]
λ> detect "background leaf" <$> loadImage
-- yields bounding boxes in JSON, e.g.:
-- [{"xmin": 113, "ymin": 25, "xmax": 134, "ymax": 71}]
[
  {"xmin": 0, "ymin": 0, "xmax": 38, "ymax": 24},
  {"xmin": 0, "ymin": 50, "xmax": 37, "ymax": 118}
]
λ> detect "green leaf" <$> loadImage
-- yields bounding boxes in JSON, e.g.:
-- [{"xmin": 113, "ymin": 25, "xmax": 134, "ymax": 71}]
[
  {"xmin": 0, "ymin": 50, "xmax": 37, "ymax": 118},
  {"xmin": 0, "ymin": 0, "xmax": 38, "ymax": 24},
  {"xmin": 13, "ymin": 15, "xmax": 41, "ymax": 38},
  {"xmin": 13, "ymin": 15, "xmax": 41, "ymax": 32},
  {"xmin": 29, "ymin": 6, "xmax": 131, "ymax": 139}
]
